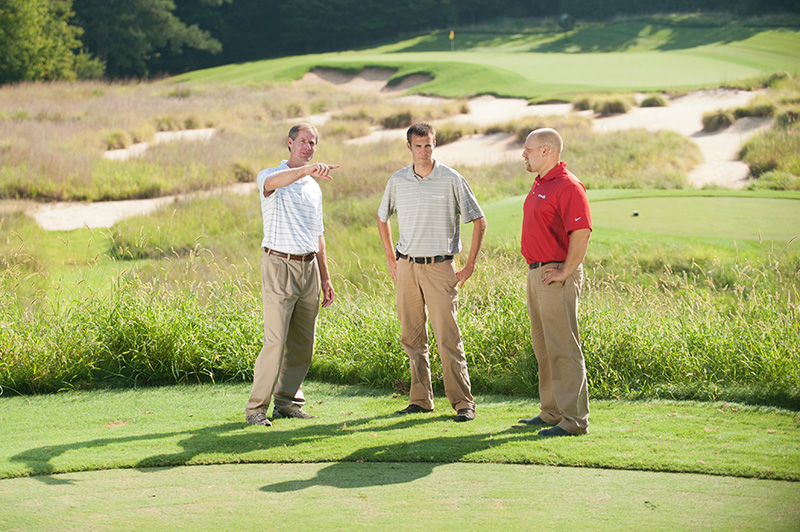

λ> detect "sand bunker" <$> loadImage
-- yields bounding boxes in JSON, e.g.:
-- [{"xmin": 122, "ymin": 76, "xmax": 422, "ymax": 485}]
[
  {"xmin": 298, "ymin": 67, "xmax": 433, "ymax": 93},
  {"xmin": 28, "ymin": 183, "xmax": 254, "ymax": 231},
  {"xmin": 15, "ymin": 71, "xmax": 772, "ymax": 230},
  {"xmin": 103, "ymin": 129, "xmax": 216, "ymax": 162},
  {"xmin": 345, "ymin": 89, "xmax": 768, "ymax": 189}
]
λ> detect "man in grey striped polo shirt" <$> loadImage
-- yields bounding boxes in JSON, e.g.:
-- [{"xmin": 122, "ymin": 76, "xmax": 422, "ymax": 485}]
[
  {"xmin": 245, "ymin": 123, "xmax": 338, "ymax": 428},
  {"xmin": 377, "ymin": 123, "xmax": 487, "ymax": 422}
]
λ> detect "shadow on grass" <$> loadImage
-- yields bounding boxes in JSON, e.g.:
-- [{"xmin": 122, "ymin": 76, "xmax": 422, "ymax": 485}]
[
  {"xmin": 260, "ymin": 423, "xmax": 540, "ymax": 492},
  {"xmin": 10, "ymin": 412, "xmax": 545, "ymax": 487},
  {"xmin": 392, "ymin": 23, "xmax": 765, "ymax": 54}
]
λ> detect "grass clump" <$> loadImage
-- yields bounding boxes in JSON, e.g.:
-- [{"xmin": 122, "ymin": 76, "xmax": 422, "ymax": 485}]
[
  {"xmin": 104, "ymin": 130, "xmax": 131, "ymax": 150},
  {"xmin": 739, "ymin": 76, "xmax": 800, "ymax": 183},
  {"xmin": 640, "ymin": 94, "xmax": 668, "ymax": 107},
  {"xmin": 3, "ymin": 222, "xmax": 798, "ymax": 410},
  {"xmin": 702, "ymin": 109, "xmax": 735, "ymax": 132},
  {"xmin": 572, "ymin": 94, "xmax": 635, "ymax": 116},
  {"xmin": 741, "ymin": 124, "xmax": 800, "ymax": 178}
]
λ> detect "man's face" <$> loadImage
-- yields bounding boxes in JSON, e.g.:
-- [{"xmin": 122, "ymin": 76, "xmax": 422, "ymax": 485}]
[
  {"xmin": 522, "ymin": 135, "xmax": 546, "ymax": 175},
  {"xmin": 407, "ymin": 133, "xmax": 435, "ymax": 167},
  {"xmin": 287, "ymin": 128, "xmax": 318, "ymax": 166}
]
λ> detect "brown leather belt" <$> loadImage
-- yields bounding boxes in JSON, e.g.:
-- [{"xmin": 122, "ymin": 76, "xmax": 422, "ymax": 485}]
[
  {"xmin": 529, "ymin": 261, "xmax": 562, "ymax": 269},
  {"xmin": 264, "ymin": 247, "xmax": 316, "ymax": 261},
  {"xmin": 396, "ymin": 251, "xmax": 453, "ymax": 264}
]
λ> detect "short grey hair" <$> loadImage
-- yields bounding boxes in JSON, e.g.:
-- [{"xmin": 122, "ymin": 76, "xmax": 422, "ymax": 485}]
[
  {"xmin": 287, "ymin": 123, "xmax": 319, "ymax": 147},
  {"xmin": 527, "ymin": 128, "xmax": 563, "ymax": 155}
]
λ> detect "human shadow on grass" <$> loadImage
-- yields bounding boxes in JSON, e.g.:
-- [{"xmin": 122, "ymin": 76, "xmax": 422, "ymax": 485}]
[
  {"xmin": 260, "ymin": 424, "xmax": 543, "ymax": 493},
  {"xmin": 12, "ymin": 409, "xmax": 538, "ymax": 484}
]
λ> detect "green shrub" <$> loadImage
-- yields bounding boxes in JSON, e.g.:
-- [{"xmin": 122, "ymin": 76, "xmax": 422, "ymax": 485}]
[
  {"xmin": 746, "ymin": 171, "xmax": 800, "ymax": 190},
  {"xmin": 640, "ymin": 94, "xmax": 668, "ymax": 107},
  {"xmin": 381, "ymin": 111, "xmax": 413, "ymax": 129},
  {"xmin": 734, "ymin": 102, "xmax": 776, "ymax": 119},
  {"xmin": 572, "ymin": 96, "xmax": 592, "ymax": 111},
  {"xmin": 167, "ymin": 87, "xmax": 192, "ymax": 99},
  {"xmin": 702, "ymin": 110, "xmax": 734, "ymax": 132},
  {"xmin": 12, "ymin": 109, "xmax": 31, "ymax": 121},
  {"xmin": 740, "ymin": 122, "xmax": 800, "ymax": 177},
  {"xmin": 156, "ymin": 116, "xmax": 181, "ymax": 131},
  {"xmin": 572, "ymin": 95, "xmax": 634, "ymax": 116},
  {"xmin": 776, "ymin": 105, "xmax": 800, "ymax": 127},
  {"xmin": 104, "ymin": 130, "xmax": 131, "ymax": 150}
]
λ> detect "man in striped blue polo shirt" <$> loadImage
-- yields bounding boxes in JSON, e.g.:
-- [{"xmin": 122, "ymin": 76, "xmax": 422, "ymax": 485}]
[
  {"xmin": 377, "ymin": 123, "xmax": 488, "ymax": 422},
  {"xmin": 245, "ymin": 123, "xmax": 338, "ymax": 427}
]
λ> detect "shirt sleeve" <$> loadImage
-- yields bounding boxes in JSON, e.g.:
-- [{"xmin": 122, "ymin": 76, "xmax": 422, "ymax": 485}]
[
  {"xmin": 455, "ymin": 174, "xmax": 484, "ymax": 224},
  {"xmin": 563, "ymin": 181, "xmax": 592, "ymax": 233},
  {"xmin": 256, "ymin": 167, "xmax": 278, "ymax": 200},
  {"xmin": 377, "ymin": 179, "xmax": 395, "ymax": 223}
]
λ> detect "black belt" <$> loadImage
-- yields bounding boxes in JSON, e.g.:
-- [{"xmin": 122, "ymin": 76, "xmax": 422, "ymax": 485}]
[
  {"xmin": 264, "ymin": 247, "xmax": 316, "ymax": 261},
  {"xmin": 396, "ymin": 251, "xmax": 454, "ymax": 264},
  {"xmin": 529, "ymin": 261, "xmax": 561, "ymax": 269}
]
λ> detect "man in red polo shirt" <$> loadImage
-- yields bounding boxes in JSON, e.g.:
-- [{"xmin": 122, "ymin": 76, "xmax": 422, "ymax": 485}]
[{"xmin": 518, "ymin": 127, "xmax": 592, "ymax": 437}]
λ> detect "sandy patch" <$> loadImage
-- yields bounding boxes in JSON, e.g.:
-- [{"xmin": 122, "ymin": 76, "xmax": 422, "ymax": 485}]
[
  {"xmin": 17, "ymin": 82, "xmax": 771, "ymax": 230},
  {"xmin": 297, "ymin": 67, "xmax": 432, "ymax": 93},
  {"xmin": 28, "ymin": 183, "xmax": 254, "ymax": 231},
  {"xmin": 435, "ymin": 133, "xmax": 521, "ymax": 167},
  {"xmin": 591, "ymin": 89, "xmax": 760, "ymax": 137},
  {"xmin": 447, "ymin": 95, "xmax": 573, "ymax": 127},
  {"xmin": 103, "ymin": 129, "xmax": 216, "ymax": 162},
  {"xmin": 591, "ymin": 90, "xmax": 770, "ymax": 188},
  {"xmin": 348, "ymin": 89, "xmax": 767, "ymax": 189}
]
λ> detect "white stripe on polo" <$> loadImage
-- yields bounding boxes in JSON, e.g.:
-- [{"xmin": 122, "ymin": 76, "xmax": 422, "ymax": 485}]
[
  {"xmin": 378, "ymin": 160, "xmax": 484, "ymax": 257},
  {"xmin": 258, "ymin": 161, "xmax": 323, "ymax": 254}
]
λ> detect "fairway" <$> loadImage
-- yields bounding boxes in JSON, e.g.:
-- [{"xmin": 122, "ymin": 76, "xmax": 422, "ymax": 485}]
[
  {"xmin": 2, "ymin": 463, "xmax": 799, "ymax": 532},
  {"xmin": 4, "ymin": 10, "xmax": 800, "ymax": 531},
  {"xmin": 482, "ymin": 194, "xmax": 800, "ymax": 245},
  {"xmin": 177, "ymin": 27, "xmax": 800, "ymax": 100},
  {"xmin": 1, "ymin": 381, "xmax": 798, "ymax": 531}
]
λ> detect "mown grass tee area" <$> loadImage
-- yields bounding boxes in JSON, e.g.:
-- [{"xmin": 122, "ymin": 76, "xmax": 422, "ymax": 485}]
[{"xmin": 1, "ymin": 14, "xmax": 799, "ymax": 505}]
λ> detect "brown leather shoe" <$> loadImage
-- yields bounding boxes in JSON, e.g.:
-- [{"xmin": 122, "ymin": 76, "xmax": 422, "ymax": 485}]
[
  {"xmin": 272, "ymin": 408, "xmax": 318, "ymax": 419},
  {"xmin": 454, "ymin": 408, "xmax": 475, "ymax": 422},
  {"xmin": 538, "ymin": 426, "xmax": 577, "ymax": 437},
  {"xmin": 519, "ymin": 415, "xmax": 550, "ymax": 426},
  {"xmin": 395, "ymin": 404, "xmax": 433, "ymax": 415},
  {"xmin": 246, "ymin": 413, "xmax": 272, "ymax": 427}
]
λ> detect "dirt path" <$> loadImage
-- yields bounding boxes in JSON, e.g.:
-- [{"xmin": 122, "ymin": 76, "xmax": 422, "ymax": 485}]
[{"xmin": 8, "ymin": 69, "xmax": 769, "ymax": 231}]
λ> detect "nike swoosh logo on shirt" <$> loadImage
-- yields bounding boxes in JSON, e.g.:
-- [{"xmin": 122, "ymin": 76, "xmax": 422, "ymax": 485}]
[
  {"xmin": 575, "ymin": 217, "xmax": 582, "ymax": 222},
  {"xmin": 538, "ymin": 194, "xmax": 546, "ymax": 199}
]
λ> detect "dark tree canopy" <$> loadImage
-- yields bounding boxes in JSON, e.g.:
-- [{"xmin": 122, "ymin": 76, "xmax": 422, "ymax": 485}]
[
  {"xmin": 1, "ymin": 0, "xmax": 797, "ymax": 83},
  {"xmin": 71, "ymin": 0, "xmax": 227, "ymax": 78}
]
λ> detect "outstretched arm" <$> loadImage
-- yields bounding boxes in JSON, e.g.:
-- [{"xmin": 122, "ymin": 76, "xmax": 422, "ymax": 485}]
[{"xmin": 262, "ymin": 163, "xmax": 339, "ymax": 196}]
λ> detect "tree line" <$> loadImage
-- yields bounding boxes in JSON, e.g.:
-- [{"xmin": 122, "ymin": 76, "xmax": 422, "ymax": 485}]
[{"xmin": 1, "ymin": 0, "xmax": 797, "ymax": 84}]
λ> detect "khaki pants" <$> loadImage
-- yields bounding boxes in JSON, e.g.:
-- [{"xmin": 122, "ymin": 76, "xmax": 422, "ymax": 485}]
[
  {"xmin": 245, "ymin": 252, "xmax": 320, "ymax": 417},
  {"xmin": 526, "ymin": 263, "xmax": 589, "ymax": 434},
  {"xmin": 397, "ymin": 258, "xmax": 474, "ymax": 412}
]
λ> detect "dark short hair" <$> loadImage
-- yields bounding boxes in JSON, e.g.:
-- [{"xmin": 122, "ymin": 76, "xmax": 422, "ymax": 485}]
[{"xmin": 406, "ymin": 123, "xmax": 435, "ymax": 143}]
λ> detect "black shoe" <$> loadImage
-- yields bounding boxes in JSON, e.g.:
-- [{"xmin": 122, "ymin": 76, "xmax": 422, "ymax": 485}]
[
  {"xmin": 395, "ymin": 404, "xmax": 433, "ymax": 415},
  {"xmin": 246, "ymin": 413, "xmax": 272, "ymax": 427},
  {"xmin": 538, "ymin": 426, "xmax": 577, "ymax": 437},
  {"xmin": 272, "ymin": 408, "xmax": 318, "ymax": 419},
  {"xmin": 454, "ymin": 408, "xmax": 475, "ymax": 422},
  {"xmin": 519, "ymin": 415, "xmax": 550, "ymax": 426}
]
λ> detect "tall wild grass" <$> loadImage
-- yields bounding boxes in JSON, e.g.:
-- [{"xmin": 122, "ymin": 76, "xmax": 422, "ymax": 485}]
[{"xmin": 2, "ymin": 225, "xmax": 798, "ymax": 409}]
